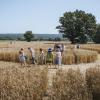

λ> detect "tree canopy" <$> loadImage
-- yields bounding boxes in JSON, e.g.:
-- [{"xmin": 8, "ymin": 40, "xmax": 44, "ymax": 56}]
[
  {"xmin": 56, "ymin": 10, "xmax": 97, "ymax": 44},
  {"xmin": 93, "ymin": 24, "xmax": 100, "ymax": 43},
  {"xmin": 24, "ymin": 31, "xmax": 34, "ymax": 42}
]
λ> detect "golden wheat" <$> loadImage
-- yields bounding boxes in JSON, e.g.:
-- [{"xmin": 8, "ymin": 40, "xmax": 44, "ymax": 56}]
[
  {"xmin": 0, "ymin": 65, "xmax": 48, "ymax": 100},
  {"xmin": 86, "ymin": 67, "xmax": 100, "ymax": 100},
  {"xmin": 51, "ymin": 68, "xmax": 92, "ymax": 100},
  {"xmin": 0, "ymin": 49, "xmax": 97, "ymax": 65},
  {"xmin": 81, "ymin": 44, "xmax": 100, "ymax": 53}
]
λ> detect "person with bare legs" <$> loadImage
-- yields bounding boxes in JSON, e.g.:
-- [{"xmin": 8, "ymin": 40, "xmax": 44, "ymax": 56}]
[{"xmin": 19, "ymin": 48, "xmax": 26, "ymax": 66}]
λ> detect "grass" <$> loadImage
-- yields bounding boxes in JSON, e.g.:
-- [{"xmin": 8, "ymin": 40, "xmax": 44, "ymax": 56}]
[
  {"xmin": 74, "ymin": 49, "xmax": 97, "ymax": 63},
  {"xmin": 51, "ymin": 68, "xmax": 92, "ymax": 100},
  {"xmin": 0, "ymin": 64, "xmax": 48, "ymax": 100},
  {"xmin": 0, "ymin": 41, "xmax": 100, "ymax": 100},
  {"xmin": 0, "ymin": 60, "xmax": 100, "ymax": 100},
  {"xmin": 86, "ymin": 67, "xmax": 100, "ymax": 100},
  {"xmin": 81, "ymin": 44, "xmax": 100, "ymax": 53},
  {"xmin": 98, "ymin": 54, "xmax": 100, "ymax": 60}
]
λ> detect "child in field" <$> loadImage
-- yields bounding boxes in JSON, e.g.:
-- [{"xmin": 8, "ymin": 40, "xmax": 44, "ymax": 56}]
[
  {"xmin": 28, "ymin": 47, "xmax": 36, "ymax": 64},
  {"xmin": 19, "ymin": 48, "xmax": 26, "ymax": 66},
  {"xmin": 39, "ymin": 48, "xmax": 45, "ymax": 65},
  {"xmin": 46, "ymin": 48, "xmax": 53, "ymax": 68}
]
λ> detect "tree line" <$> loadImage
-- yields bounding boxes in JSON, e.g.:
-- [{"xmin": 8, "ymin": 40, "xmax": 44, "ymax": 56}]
[{"xmin": 23, "ymin": 10, "xmax": 100, "ymax": 43}]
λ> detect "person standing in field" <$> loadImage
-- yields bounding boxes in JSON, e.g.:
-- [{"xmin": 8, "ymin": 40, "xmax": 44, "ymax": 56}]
[
  {"xmin": 55, "ymin": 48, "xmax": 62, "ymax": 68},
  {"xmin": 28, "ymin": 47, "xmax": 36, "ymax": 64},
  {"xmin": 19, "ymin": 48, "xmax": 26, "ymax": 66},
  {"xmin": 46, "ymin": 48, "xmax": 53, "ymax": 68},
  {"xmin": 39, "ymin": 48, "xmax": 45, "ymax": 65}
]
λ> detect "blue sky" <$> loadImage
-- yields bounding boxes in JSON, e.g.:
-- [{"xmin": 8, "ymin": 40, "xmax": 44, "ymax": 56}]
[{"xmin": 0, "ymin": 0, "xmax": 100, "ymax": 34}]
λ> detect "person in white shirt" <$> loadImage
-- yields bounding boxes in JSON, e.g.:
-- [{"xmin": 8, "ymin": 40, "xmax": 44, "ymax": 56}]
[
  {"xmin": 55, "ymin": 48, "xmax": 62, "ymax": 68},
  {"xmin": 28, "ymin": 47, "xmax": 36, "ymax": 64}
]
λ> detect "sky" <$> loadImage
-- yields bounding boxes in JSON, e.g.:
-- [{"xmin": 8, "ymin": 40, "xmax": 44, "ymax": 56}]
[{"xmin": 0, "ymin": 0, "xmax": 100, "ymax": 34}]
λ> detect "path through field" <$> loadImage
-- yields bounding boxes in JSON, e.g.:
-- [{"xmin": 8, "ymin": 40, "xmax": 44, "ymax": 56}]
[
  {"xmin": 45, "ymin": 54, "xmax": 100, "ymax": 98},
  {"xmin": 0, "ymin": 54, "xmax": 100, "ymax": 99}
]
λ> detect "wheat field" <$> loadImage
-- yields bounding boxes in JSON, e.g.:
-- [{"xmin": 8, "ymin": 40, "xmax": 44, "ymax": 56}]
[
  {"xmin": 0, "ymin": 41, "xmax": 100, "ymax": 100},
  {"xmin": 0, "ymin": 41, "xmax": 98, "ymax": 64}
]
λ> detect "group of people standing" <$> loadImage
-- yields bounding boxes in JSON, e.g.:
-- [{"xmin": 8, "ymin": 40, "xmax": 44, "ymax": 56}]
[
  {"xmin": 19, "ymin": 47, "xmax": 36, "ymax": 66},
  {"xmin": 18, "ymin": 43, "xmax": 65, "ymax": 68},
  {"xmin": 44, "ymin": 44, "xmax": 64, "ymax": 68}
]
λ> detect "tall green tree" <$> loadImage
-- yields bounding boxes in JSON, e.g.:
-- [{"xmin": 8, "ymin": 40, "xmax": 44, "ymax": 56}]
[
  {"xmin": 24, "ymin": 31, "xmax": 34, "ymax": 42},
  {"xmin": 56, "ymin": 10, "xmax": 96, "ymax": 44},
  {"xmin": 93, "ymin": 24, "xmax": 100, "ymax": 43}
]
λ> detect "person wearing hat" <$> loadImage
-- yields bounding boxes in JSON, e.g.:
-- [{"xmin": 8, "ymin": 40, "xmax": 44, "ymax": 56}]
[{"xmin": 46, "ymin": 48, "xmax": 53, "ymax": 68}]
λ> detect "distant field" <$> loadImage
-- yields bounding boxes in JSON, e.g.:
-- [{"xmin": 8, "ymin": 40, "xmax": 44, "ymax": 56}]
[
  {"xmin": 0, "ymin": 41, "xmax": 70, "ymax": 53},
  {"xmin": 0, "ymin": 41, "xmax": 98, "ymax": 64}
]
